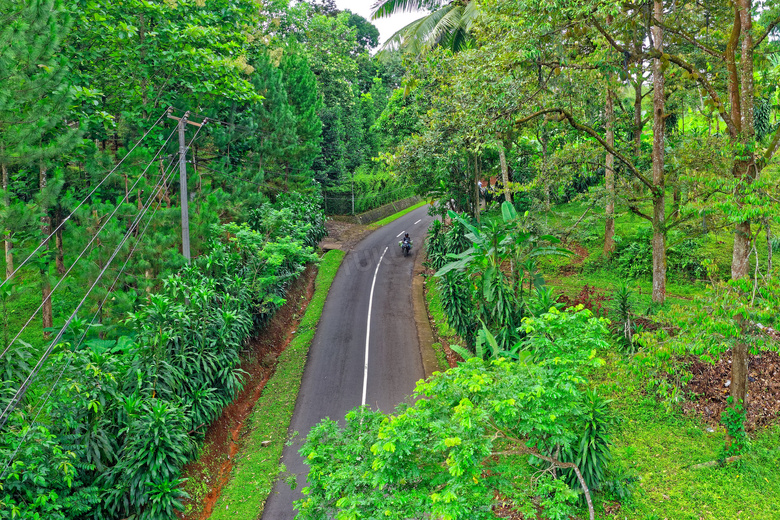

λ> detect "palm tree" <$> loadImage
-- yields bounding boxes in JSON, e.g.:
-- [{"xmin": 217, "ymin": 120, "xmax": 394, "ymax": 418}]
[{"xmin": 371, "ymin": 0, "xmax": 480, "ymax": 55}]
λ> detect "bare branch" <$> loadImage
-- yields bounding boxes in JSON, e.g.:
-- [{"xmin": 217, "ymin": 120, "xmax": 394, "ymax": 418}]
[
  {"xmin": 652, "ymin": 17, "xmax": 725, "ymax": 59},
  {"xmin": 562, "ymin": 201, "xmax": 597, "ymax": 242},
  {"xmin": 763, "ymin": 123, "xmax": 780, "ymax": 164},
  {"xmin": 627, "ymin": 204, "xmax": 653, "ymax": 222},
  {"xmin": 591, "ymin": 16, "xmax": 630, "ymax": 54},
  {"xmin": 513, "ymin": 108, "xmax": 656, "ymax": 191},
  {"xmin": 491, "ymin": 423, "xmax": 595, "ymax": 520}
]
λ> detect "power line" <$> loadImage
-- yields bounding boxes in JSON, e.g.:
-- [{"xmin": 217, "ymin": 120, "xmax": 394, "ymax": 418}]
[
  {"xmin": 0, "ymin": 126, "xmax": 180, "ymax": 362},
  {"xmin": 0, "ymin": 107, "xmax": 172, "ymax": 290},
  {"xmin": 0, "ymin": 149, "xmax": 185, "ymax": 431},
  {"xmin": 0, "ymin": 169, "xmax": 171, "ymax": 479}
]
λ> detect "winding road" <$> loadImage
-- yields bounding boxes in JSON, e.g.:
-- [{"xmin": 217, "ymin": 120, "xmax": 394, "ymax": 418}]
[{"xmin": 262, "ymin": 205, "xmax": 433, "ymax": 519}]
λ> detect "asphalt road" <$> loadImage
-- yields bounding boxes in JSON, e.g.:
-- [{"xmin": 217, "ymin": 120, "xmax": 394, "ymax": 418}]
[{"xmin": 262, "ymin": 205, "xmax": 433, "ymax": 519}]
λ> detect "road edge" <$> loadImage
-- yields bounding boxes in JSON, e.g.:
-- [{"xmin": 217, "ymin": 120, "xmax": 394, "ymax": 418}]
[
  {"xmin": 208, "ymin": 250, "xmax": 346, "ymax": 520},
  {"xmin": 413, "ymin": 238, "xmax": 440, "ymax": 379}
]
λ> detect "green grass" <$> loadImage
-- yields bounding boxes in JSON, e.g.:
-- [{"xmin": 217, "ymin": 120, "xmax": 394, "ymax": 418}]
[
  {"xmin": 209, "ymin": 249, "xmax": 345, "ymax": 520},
  {"xmin": 423, "ymin": 275, "xmax": 455, "ymax": 371},
  {"xmin": 367, "ymin": 200, "xmax": 428, "ymax": 230},
  {"xmin": 526, "ymin": 199, "xmax": 755, "ymax": 310},
  {"xmin": 591, "ymin": 353, "xmax": 780, "ymax": 519}
]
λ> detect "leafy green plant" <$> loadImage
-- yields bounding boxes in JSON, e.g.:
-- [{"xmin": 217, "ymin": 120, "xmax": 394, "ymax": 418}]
[
  {"xmin": 0, "ymin": 422, "xmax": 100, "ymax": 520},
  {"xmin": 98, "ymin": 399, "xmax": 192, "ymax": 520},
  {"xmin": 437, "ymin": 270, "xmax": 474, "ymax": 343},
  {"xmin": 612, "ymin": 280, "xmax": 636, "ymax": 352},
  {"xmin": 297, "ymin": 307, "xmax": 613, "ymax": 520},
  {"xmin": 435, "ymin": 203, "xmax": 571, "ymax": 352},
  {"xmin": 558, "ymin": 389, "xmax": 614, "ymax": 494},
  {"xmin": 613, "ymin": 230, "xmax": 705, "ymax": 280},
  {"xmin": 527, "ymin": 285, "xmax": 564, "ymax": 317},
  {"xmin": 721, "ymin": 396, "xmax": 749, "ymax": 458}
]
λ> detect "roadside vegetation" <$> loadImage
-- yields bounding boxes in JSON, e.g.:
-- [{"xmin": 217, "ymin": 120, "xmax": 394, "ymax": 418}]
[
  {"xmin": 2, "ymin": 0, "xmax": 779, "ymax": 518},
  {"xmin": 296, "ymin": 0, "xmax": 780, "ymax": 518},
  {"xmin": 210, "ymin": 249, "xmax": 344, "ymax": 520}
]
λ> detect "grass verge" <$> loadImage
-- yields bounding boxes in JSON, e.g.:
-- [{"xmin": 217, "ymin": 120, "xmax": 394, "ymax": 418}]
[
  {"xmin": 367, "ymin": 200, "xmax": 428, "ymax": 230},
  {"xmin": 592, "ymin": 354, "xmax": 780, "ymax": 519},
  {"xmin": 209, "ymin": 249, "xmax": 345, "ymax": 520}
]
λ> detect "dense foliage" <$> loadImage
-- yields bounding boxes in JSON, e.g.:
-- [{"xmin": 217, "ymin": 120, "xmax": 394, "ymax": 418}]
[
  {"xmin": 430, "ymin": 203, "xmax": 571, "ymax": 352},
  {"xmin": 297, "ymin": 307, "xmax": 613, "ymax": 520},
  {"xmin": 0, "ymin": 193, "xmax": 325, "ymax": 519},
  {"xmin": 2, "ymin": 0, "xmax": 779, "ymax": 517}
]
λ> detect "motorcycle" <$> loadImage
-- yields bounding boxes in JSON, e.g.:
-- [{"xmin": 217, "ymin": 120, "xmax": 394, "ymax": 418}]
[{"xmin": 399, "ymin": 239, "xmax": 412, "ymax": 257}]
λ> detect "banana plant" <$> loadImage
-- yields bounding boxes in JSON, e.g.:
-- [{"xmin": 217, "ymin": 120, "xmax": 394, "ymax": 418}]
[{"xmin": 436, "ymin": 202, "xmax": 572, "ymax": 351}]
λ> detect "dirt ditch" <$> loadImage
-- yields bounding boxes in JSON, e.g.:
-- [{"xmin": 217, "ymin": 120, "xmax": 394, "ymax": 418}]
[{"xmin": 177, "ymin": 264, "xmax": 317, "ymax": 520}]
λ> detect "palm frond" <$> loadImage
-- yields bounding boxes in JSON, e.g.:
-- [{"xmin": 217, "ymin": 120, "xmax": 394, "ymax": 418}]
[
  {"xmin": 371, "ymin": 0, "xmax": 444, "ymax": 19},
  {"xmin": 425, "ymin": 5, "xmax": 464, "ymax": 51},
  {"xmin": 377, "ymin": 15, "xmax": 433, "ymax": 54},
  {"xmin": 376, "ymin": 2, "xmax": 479, "ymax": 55},
  {"xmin": 462, "ymin": 0, "xmax": 481, "ymax": 30}
]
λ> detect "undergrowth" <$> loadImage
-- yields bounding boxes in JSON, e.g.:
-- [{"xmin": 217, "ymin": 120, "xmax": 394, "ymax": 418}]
[{"xmin": 367, "ymin": 200, "xmax": 427, "ymax": 230}]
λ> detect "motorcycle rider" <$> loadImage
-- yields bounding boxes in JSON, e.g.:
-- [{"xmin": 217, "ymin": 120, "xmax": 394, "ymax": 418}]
[{"xmin": 401, "ymin": 233, "xmax": 412, "ymax": 255}]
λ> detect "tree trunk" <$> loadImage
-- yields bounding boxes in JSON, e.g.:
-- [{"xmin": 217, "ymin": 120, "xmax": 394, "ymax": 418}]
[
  {"xmin": 767, "ymin": 220, "xmax": 773, "ymax": 277},
  {"xmin": 539, "ymin": 129, "xmax": 550, "ymax": 210},
  {"xmin": 731, "ymin": 341, "xmax": 749, "ymax": 411},
  {"xmin": 55, "ymin": 218, "xmax": 65, "ymax": 275},
  {"xmin": 604, "ymin": 89, "xmax": 616, "ymax": 256},
  {"xmin": 633, "ymin": 79, "xmax": 643, "ymax": 156},
  {"xmin": 730, "ymin": 0, "xmax": 756, "ymax": 281},
  {"xmin": 651, "ymin": 0, "xmax": 667, "ymax": 304},
  {"xmin": 2, "ymin": 161, "xmax": 12, "ymax": 279},
  {"xmin": 474, "ymin": 154, "xmax": 480, "ymax": 224},
  {"xmin": 40, "ymin": 164, "xmax": 53, "ymax": 338},
  {"xmin": 498, "ymin": 140, "xmax": 511, "ymax": 204},
  {"xmin": 732, "ymin": 219, "xmax": 752, "ymax": 279}
]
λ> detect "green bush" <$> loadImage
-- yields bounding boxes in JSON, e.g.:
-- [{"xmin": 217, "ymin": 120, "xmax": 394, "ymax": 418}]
[
  {"xmin": 323, "ymin": 165, "xmax": 414, "ymax": 215},
  {"xmin": 297, "ymin": 307, "xmax": 615, "ymax": 520},
  {"xmin": 0, "ymin": 192, "xmax": 327, "ymax": 520},
  {"xmin": 558, "ymin": 389, "xmax": 614, "ymax": 494},
  {"xmin": 612, "ymin": 230, "xmax": 705, "ymax": 280}
]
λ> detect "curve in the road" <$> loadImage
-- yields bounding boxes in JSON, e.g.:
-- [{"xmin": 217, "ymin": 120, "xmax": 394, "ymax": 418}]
[{"xmin": 261, "ymin": 205, "xmax": 433, "ymax": 519}]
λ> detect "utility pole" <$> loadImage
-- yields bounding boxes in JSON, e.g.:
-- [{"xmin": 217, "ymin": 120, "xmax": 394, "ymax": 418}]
[{"xmin": 167, "ymin": 109, "xmax": 204, "ymax": 262}]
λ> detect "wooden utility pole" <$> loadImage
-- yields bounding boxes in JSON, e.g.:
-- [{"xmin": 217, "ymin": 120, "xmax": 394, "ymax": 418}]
[{"xmin": 167, "ymin": 110, "xmax": 203, "ymax": 262}]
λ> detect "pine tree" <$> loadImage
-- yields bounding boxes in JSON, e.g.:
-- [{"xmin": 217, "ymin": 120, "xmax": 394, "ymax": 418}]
[
  {"xmin": 279, "ymin": 49, "xmax": 323, "ymax": 178},
  {"xmin": 238, "ymin": 54, "xmax": 296, "ymax": 186},
  {"xmin": 0, "ymin": 0, "xmax": 77, "ymax": 282}
]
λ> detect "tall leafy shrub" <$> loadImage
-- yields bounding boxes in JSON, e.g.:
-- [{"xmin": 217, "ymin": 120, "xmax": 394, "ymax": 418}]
[{"xmin": 0, "ymin": 192, "xmax": 327, "ymax": 520}]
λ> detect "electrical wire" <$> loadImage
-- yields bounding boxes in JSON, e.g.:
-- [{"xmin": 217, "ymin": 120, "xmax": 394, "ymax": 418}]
[
  {"xmin": 0, "ymin": 121, "xmax": 207, "ymax": 429},
  {"xmin": 0, "ymin": 126, "xmax": 179, "ymax": 361},
  {"xmin": 0, "ymin": 163, "xmax": 174, "ymax": 480},
  {"xmin": 0, "ymin": 156, "xmax": 182, "ymax": 431},
  {"xmin": 0, "ymin": 107, "xmax": 172, "ymax": 291}
]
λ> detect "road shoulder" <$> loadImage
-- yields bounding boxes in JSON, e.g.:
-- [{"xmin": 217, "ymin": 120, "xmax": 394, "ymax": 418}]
[{"xmin": 413, "ymin": 239, "xmax": 441, "ymax": 378}]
